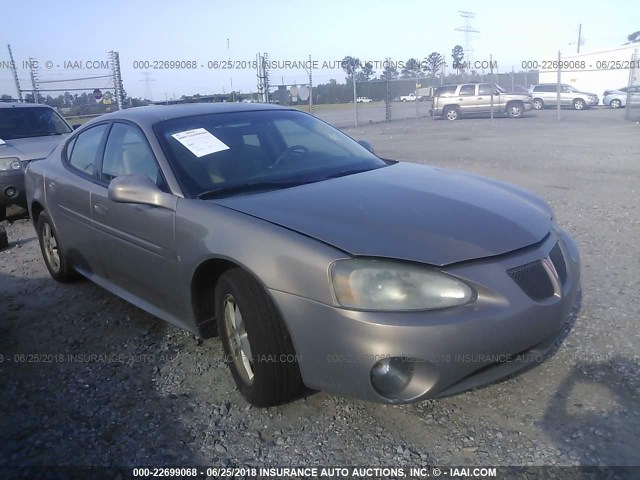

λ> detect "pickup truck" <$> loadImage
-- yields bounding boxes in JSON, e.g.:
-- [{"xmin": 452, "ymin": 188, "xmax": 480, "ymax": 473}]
[{"xmin": 400, "ymin": 93, "xmax": 418, "ymax": 102}]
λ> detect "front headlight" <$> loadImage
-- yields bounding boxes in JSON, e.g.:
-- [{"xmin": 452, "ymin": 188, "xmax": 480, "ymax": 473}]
[
  {"xmin": 0, "ymin": 157, "xmax": 21, "ymax": 171},
  {"xmin": 330, "ymin": 258, "xmax": 475, "ymax": 311}
]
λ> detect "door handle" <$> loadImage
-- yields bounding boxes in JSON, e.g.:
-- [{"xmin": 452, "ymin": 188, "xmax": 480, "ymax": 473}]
[
  {"xmin": 478, "ymin": 97, "xmax": 483, "ymax": 100},
  {"xmin": 93, "ymin": 202, "xmax": 107, "ymax": 215}
]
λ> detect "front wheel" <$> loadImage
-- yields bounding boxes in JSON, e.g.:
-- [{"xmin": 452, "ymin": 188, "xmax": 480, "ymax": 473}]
[
  {"xmin": 507, "ymin": 102, "xmax": 524, "ymax": 118},
  {"xmin": 36, "ymin": 212, "xmax": 79, "ymax": 282},
  {"xmin": 573, "ymin": 98, "xmax": 586, "ymax": 110},
  {"xmin": 532, "ymin": 98, "xmax": 544, "ymax": 110},
  {"xmin": 610, "ymin": 99, "xmax": 622, "ymax": 109},
  {"xmin": 216, "ymin": 268, "xmax": 303, "ymax": 407},
  {"xmin": 443, "ymin": 106, "xmax": 460, "ymax": 120}
]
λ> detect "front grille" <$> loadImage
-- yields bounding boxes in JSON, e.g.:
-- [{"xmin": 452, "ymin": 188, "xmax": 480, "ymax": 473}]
[
  {"xmin": 549, "ymin": 242, "xmax": 567, "ymax": 285},
  {"xmin": 508, "ymin": 261, "xmax": 554, "ymax": 301}
]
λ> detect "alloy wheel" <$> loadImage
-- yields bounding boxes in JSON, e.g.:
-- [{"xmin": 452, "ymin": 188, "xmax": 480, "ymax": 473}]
[{"xmin": 223, "ymin": 294, "xmax": 254, "ymax": 385}]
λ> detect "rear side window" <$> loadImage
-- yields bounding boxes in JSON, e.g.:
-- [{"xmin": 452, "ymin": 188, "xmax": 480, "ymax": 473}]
[
  {"xmin": 67, "ymin": 124, "xmax": 109, "ymax": 176},
  {"xmin": 434, "ymin": 85, "xmax": 457, "ymax": 96},
  {"xmin": 459, "ymin": 85, "xmax": 476, "ymax": 96}
]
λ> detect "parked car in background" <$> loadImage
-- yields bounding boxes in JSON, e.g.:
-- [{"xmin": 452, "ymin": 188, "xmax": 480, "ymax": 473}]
[
  {"xmin": 431, "ymin": 83, "xmax": 532, "ymax": 120},
  {"xmin": 602, "ymin": 86, "xmax": 637, "ymax": 108},
  {"xmin": 26, "ymin": 103, "xmax": 580, "ymax": 407},
  {"xmin": 356, "ymin": 97, "xmax": 373, "ymax": 103},
  {"xmin": 529, "ymin": 84, "xmax": 598, "ymax": 110},
  {"xmin": 400, "ymin": 93, "xmax": 418, "ymax": 102},
  {"xmin": 0, "ymin": 103, "xmax": 72, "ymax": 221}
]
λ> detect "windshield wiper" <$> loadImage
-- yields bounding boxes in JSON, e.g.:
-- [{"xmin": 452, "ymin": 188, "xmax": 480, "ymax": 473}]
[
  {"xmin": 323, "ymin": 167, "xmax": 376, "ymax": 180},
  {"xmin": 197, "ymin": 180, "xmax": 311, "ymax": 199}
]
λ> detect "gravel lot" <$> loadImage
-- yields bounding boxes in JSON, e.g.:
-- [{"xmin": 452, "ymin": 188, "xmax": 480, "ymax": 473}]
[{"xmin": 1, "ymin": 107, "xmax": 639, "ymax": 471}]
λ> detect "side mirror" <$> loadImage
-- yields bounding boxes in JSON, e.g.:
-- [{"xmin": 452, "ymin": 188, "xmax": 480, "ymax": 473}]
[
  {"xmin": 357, "ymin": 139, "xmax": 374, "ymax": 154},
  {"xmin": 72, "ymin": 124, "xmax": 81, "ymax": 130},
  {"xmin": 108, "ymin": 174, "xmax": 176, "ymax": 211}
]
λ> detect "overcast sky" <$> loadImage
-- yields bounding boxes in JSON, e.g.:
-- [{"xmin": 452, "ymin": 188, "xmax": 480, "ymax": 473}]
[{"xmin": 1, "ymin": 0, "xmax": 638, "ymax": 100}]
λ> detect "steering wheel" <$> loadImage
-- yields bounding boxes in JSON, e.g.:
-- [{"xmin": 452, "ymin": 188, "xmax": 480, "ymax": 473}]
[{"xmin": 271, "ymin": 145, "xmax": 309, "ymax": 168}]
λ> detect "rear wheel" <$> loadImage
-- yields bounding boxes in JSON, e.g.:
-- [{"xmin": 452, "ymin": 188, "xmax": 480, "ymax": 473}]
[
  {"xmin": 216, "ymin": 268, "xmax": 303, "ymax": 407},
  {"xmin": 573, "ymin": 98, "xmax": 586, "ymax": 110},
  {"xmin": 610, "ymin": 98, "xmax": 622, "ymax": 109},
  {"xmin": 532, "ymin": 98, "xmax": 544, "ymax": 110},
  {"xmin": 507, "ymin": 101, "xmax": 525, "ymax": 118},
  {"xmin": 36, "ymin": 212, "xmax": 79, "ymax": 282},
  {"xmin": 443, "ymin": 106, "xmax": 460, "ymax": 121}
]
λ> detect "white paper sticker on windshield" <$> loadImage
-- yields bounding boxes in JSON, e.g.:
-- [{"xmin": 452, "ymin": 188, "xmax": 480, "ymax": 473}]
[
  {"xmin": 171, "ymin": 128, "xmax": 229, "ymax": 157},
  {"xmin": 0, "ymin": 138, "xmax": 6, "ymax": 145}
]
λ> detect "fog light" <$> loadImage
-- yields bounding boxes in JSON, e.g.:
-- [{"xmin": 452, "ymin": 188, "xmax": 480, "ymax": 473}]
[
  {"xmin": 371, "ymin": 357, "xmax": 415, "ymax": 397},
  {"xmin": 5, "ymin": 187, "xmax": 17, "ymax": 198}
]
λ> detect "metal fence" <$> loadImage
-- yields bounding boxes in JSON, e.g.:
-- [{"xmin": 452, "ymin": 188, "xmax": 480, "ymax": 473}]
[{"xmin": 1, "ymin": 46, "xmax": 125, "ymax": 113}]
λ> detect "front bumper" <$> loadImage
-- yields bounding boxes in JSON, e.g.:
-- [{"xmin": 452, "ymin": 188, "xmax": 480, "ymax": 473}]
[
  {"xmin": 0, "ymin": 168, "xmax": 26, "ymax": 207},
  {"xmin": 587, "ymin": 97, "xmax": 599, "ymax": 106},
  {"xmin": 271, "ymin": 229, "xmax": 580, "ymax": 404}
]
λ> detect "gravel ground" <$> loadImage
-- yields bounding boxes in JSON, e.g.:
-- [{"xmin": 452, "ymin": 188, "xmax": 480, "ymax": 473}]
[{"xmin": 1, "ymin": 107, "xmax": 639, "ymax": 471}]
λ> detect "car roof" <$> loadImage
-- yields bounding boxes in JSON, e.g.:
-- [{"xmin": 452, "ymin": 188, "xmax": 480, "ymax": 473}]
[
  {"xmin": 0, "ymin": 102, "xmax": 56, "ymax": 109},
  {"xmin": 85, "ymin": 102, "xmax": 295, "ymax": 127}
]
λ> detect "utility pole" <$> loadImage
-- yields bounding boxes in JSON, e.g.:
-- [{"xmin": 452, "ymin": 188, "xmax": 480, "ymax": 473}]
[
  {"xmin": 7, "ymin": 44, "xmax": 23, "ymax": 101},
  {"xmin": 577, "ymin": 24, "xmax": 582, "ymax": 53},
  {"xmin": 227, "ymin": 38, "xmax": 234, "ymax": 102}
]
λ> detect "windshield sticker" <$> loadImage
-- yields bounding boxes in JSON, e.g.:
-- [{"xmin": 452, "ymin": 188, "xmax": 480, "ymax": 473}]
[
  {"xmin": 171, "ymin": 128, "xmax": 229, "ymax": 157},
  {"xmin": 0, "ymin": 138, "xmax": 5, "ymax": 145}
]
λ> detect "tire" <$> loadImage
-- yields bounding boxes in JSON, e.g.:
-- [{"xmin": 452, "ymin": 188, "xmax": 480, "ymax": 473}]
[
  {"xmin": 507, "ymin": 101, "xmax": 524, "ymax": 118},
  {"xmin": 573, "ymin": 98, "xmax": 586, "ymax": 110},
  {"xmin": 36, "ymin": 212, "xmax": 79, "ymax": 282},
  {"xmin": 0, "ymin": 205, "xmax": 6, "ymax": 222},
  {"xmin": 532, "ymin": 98, "xmax": 544, "ymax": 110},
  {"xmin": 610, "ymin": 99, "xmax": 622, "ymax": 109},
  {"xmin": 216, "ymin": 268, "xmax": 303, "ymax": 407},
  {"xmin": 443, "ymin": 106, "xmax": 460, "ymax": 121}
]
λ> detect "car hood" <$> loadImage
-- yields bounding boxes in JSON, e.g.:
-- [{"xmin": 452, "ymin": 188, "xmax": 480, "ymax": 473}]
[
  {"xmin": 0, "ymin": 135, "xmax": 67, "ymax": 162},
  {"xmin": 214, "ymin": 162, "xmax": 553, "ymax": 266}
]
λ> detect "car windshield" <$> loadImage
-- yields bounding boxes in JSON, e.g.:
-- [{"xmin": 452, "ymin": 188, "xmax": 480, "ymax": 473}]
[
  {"xmin": 155, "ymin": 109, "xmax": 388, "ymax": 198},
  {"xmin": 0, "ymin": 107, "xmax": 72, "ymax": 140}
]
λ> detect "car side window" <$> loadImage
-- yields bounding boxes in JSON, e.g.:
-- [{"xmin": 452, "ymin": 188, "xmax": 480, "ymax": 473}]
[
  {"xmin": 101, "ymin": 123, "xmax": 162, "ymax": 186},
  {"xmin": 67, "ymin": 124, "xmax": 109, "ymax": 176},
  {"xmin": 459, "ymin": 85, "xmax": 476, "ymax": 96}
]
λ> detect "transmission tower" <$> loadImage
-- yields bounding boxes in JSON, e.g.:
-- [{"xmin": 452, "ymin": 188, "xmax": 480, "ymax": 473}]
[
  {"xmin": 455, "ymin": 11, "xmax": 479, "ymax": 67},
  {"xmin": 139, "ymin": 71, "xmax": 155, "ymax": 101}
]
